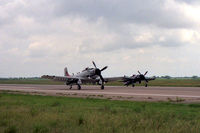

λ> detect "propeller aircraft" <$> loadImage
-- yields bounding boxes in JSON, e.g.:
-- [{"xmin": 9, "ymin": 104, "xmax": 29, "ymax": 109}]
[
  {"xmin": 41, "ymin": 61, "xmax": 122, "ymax": 90},
  {"xmin": 122, "ymin": 71, "xmax": 156, "ymax": 87}
]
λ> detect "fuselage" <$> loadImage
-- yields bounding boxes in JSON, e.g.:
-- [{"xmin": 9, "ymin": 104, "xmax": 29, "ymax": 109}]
[
  {"xmin": 42, "ymin": 61, "xmax": 108, "ymax": 90},
  {"xmin": 75, "ymin": 68, "xmax": 97, "ymax": 79}
]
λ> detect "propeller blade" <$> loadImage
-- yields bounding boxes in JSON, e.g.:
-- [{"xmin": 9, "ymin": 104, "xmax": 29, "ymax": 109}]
[
  {"xmin": 92, "ymin": 61, "xmax": 97, "ymax": 68},
  {"xmin": 144, "ymin": 78, "xmax": 148, "ymax": 83},
  {"xmin": 144, "ymin": 71, "xmax": 148, "ymax": 75},
  {"xmin": 99, "ymin": 74, "xmax": 105, "ymax": 83},
  {"xmin": 101, "ymin": 66, "xmax": 108, "ymax": 71},
  {"xmin": 138, "ymin": 71, "xmax": 142, "ymax": 75}
]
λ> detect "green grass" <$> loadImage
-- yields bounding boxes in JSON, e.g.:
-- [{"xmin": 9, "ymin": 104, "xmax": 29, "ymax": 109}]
[
  {"xmin": 146, "ymin": 78, "xmax": 200, "ymax": 87},
  {"xmin": 0, "ymin": 79, "xmax": 62, "ymax": 85},
  {"xmin": 1, "ymin": 78, "xmax": 200, "ymax": 87},
  {"xmin": 0, "ymin": 78, "xmax": 200, "ymax": 87},
  {"xmin": 0, "ymin": 93, "xmax": 200, "ymax": 133},
  {"xmin": 107, "ymin": 78, "xmax": 200, "ymax": 87}
]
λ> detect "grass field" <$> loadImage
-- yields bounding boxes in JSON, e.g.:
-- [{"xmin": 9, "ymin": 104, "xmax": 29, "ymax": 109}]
[
  {"xmin": 0, "ymin": 79, "xmax": 62, "ymax": 85},
  {"xmin": 0, "ymin": 93, "xmax": 200, "ymax": 133},
  {"xmin": 1, "ymin": 78, "xmax": 200, "ymax": 87},
  {"xmin": 106, "ymin": 78, "xmax": 200, "ymax": 87}
]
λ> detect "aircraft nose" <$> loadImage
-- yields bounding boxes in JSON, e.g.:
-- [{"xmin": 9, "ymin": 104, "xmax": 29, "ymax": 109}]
[
  {"xmin": 141, "ymin": 75, "xmax": 145, "ymax": 79},
  {"xmin": 95, "ymin": 68, "xmax": 101, "ymax": 75}
]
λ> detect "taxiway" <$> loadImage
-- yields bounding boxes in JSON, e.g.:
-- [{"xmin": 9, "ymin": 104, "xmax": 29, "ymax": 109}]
[{"xmin": 1, "ymin": 84, "xmax": 200, "ymax": 102}]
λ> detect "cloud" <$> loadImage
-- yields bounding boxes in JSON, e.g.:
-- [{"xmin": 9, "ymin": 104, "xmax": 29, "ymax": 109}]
[
  {"xmin": 51, "ymin": 0, "xmax": 200, "ymax": 28},
  {"xmin": 0, "ymin": 0, "xmax": 200, "ymax": 77}
]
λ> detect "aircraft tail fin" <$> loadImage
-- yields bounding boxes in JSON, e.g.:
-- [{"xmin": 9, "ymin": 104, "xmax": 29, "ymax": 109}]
[{"xmin": 64, "ymin": 67, "xmax": 70, "ymax": 76}]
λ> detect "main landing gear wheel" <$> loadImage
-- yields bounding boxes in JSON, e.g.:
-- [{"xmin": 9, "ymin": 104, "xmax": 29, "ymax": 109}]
[
  {"xmin": 145, "ymin": 84, "xmax": 148, "ymax": 87},
  {"xmin": 132, "ymin": 84, "xmax": 135, "ymax": 87},
  {"xmin": 69, "ymin": 85, "xmax": 72, "ymax": 90},
  {"xmin": 77, "ymin": 84, "xmax": 81, "ymax": 90},
  {"xmin": 101, "ymin": 85, "xmax": 104, "ymax": 90}
]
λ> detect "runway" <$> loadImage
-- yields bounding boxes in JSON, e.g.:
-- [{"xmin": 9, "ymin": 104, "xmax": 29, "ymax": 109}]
[{"xmin": 1, "ymin": 84, "xmax": 200, "ymax": 102}]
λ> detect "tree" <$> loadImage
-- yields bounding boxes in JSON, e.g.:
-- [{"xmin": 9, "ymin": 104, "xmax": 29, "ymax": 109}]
[
  {"xmin": 161, "ymin": 75, "xmax": 171, "ymax": 79},
  {"xmin": 192, "ymin": 76, "xmax": 198, "ymax": 79}
]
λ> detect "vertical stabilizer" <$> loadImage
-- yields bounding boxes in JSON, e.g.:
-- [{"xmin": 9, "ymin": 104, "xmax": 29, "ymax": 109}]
[{"xmin": 64, "ymin": 67, "xmax": 70, "ymax": 76}]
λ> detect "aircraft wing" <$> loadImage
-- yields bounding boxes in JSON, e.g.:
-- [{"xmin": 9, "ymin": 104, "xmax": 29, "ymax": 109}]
[
  {"xmin": 41, "ymin": 75, "xmax": 98, "ymax": 83},
  {"xmin": 122, "ymin": 76, "xmax": 156, "ymax": 81},
  {"xmin": 122, "ymin": 76, "xmax": 134, "ymax": 80},
  {"xmin": 41, "ymin": 75, "xmax": 78, "ymax": 81},
  {"xmin": 104, "ymin": 77, "xmax": 124, "ymax": 82}
]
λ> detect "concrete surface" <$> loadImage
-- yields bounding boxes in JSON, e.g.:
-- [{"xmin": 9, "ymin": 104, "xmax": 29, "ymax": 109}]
[{"xmin": 1, "ymin": 84, "xmax": 200, "ymax": 103}]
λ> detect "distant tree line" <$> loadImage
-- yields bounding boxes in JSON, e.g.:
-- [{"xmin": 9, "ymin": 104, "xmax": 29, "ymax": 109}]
[
  {"xmin": 0, "ymin": 77, "xmax": 41, "ymax": 80},
  {"xmin": 156, "ymin": 75, "xmax": 199, "ymax": 79},
  {"xmin": 0, "ymin": 76, "xmax": 199, "ymax": 80}
]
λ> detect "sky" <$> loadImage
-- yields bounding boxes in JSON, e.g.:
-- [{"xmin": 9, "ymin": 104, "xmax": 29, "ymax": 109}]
[{"xmin": 0, "ymin": 0, "xmax": 200, "ymax": 77}]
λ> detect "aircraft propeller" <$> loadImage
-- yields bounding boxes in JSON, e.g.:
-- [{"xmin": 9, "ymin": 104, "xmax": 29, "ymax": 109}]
[
  {"xmin": 92, "ymin": 61, "xmax": 97, "ymax": 68},
  {"xmin": 101, "ymin": 66, "xmax": 108, "ymax": 71},
  {"xmin": 92, "ymin": 61, "xmax": 108, "ymax": 83},
  {"xmin": 138, "ymin": 71, "xmax": 148, "ymax": 82}
]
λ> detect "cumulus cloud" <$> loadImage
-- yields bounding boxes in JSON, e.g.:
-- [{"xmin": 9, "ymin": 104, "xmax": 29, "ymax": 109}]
[
  {"xmin": 0, "ymin": 0, "xmax": 200, "ymax": 77},
  {"xmin": 51, "ymin": 0, "xmax": 200, "ymax": 28}
]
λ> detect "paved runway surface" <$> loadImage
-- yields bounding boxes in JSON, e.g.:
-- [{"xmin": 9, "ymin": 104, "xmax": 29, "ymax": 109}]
[{"xmin": 1, "ymin": 84, "xmax": 200, "ymax": 102}]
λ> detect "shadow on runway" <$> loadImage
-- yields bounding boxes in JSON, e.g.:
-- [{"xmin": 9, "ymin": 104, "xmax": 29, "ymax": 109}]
[{"xmin": 49, "ymin": 88, "xmax": 101, "ymax": 91}]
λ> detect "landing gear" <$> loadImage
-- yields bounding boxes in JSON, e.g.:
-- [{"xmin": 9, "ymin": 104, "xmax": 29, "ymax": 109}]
[
  {"xmin": 101, "ymin": 85, "xmax": 104, "ymax": 90},
  {"xmin": 132, "ymin": 84, "xmax": 135, "ymax": 87},
  {"xmin": 145, "ymin": 84, "xmax": 148, "ymax": 87},
  {"xmin": 69, "ymin": 85, "xmax": 72, "ymax": 90},
  {"xmin": 77, "ymin": 84, "xmax": 81, "ymax": 90}
]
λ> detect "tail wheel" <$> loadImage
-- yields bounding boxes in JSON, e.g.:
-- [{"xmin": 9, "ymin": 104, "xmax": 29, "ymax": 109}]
[{"xmin": 101, "ymin": 85, "xmax": 104, "ymax": 90}]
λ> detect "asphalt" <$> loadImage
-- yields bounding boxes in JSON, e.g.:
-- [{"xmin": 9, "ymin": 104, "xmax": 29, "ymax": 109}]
[{"xmin": 1, "ymin": 84, "xmax": 200, "ymax": 102}]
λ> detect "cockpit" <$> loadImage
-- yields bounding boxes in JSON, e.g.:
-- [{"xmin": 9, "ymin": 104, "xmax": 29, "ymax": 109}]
[
  {"xmin": 82, "ymin": 67, "xmax": 90, "ymax": 72},
  {"xmin": 132, "ymin": 74, "xmax": 136, "ymax": 77}
]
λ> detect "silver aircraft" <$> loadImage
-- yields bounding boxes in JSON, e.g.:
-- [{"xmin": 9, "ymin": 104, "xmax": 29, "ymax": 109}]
[
  {"xmin": 122, "ymin": 71, "xmax": 156, "ymax": 87},
  {"xmin": 41, "ymin": 61, "xmax": 122, "ymax": 90}
]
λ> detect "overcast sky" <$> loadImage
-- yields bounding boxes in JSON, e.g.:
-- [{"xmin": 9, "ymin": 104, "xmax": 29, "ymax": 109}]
[{"xmin": 1, "ymin": 0, "xmax": 200, "ymax": 77}]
